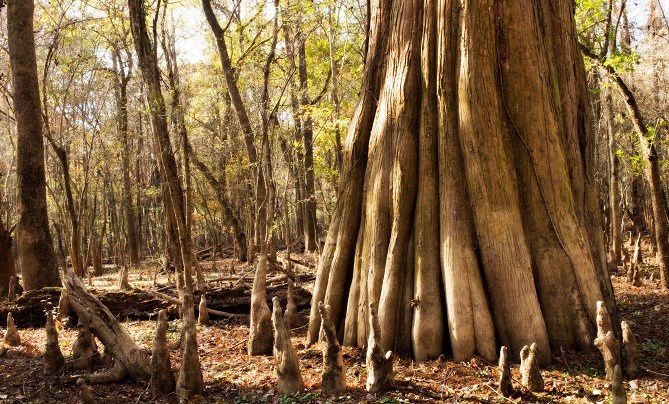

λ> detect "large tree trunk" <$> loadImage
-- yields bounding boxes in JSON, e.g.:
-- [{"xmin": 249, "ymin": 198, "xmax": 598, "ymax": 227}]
[
  {"xmin": 308, "ymin": 0, "xmax": 615, "ymax": 364},
  {"xmin": 8, "ymin": 0, "xmax": 61, "ymax": 290}
]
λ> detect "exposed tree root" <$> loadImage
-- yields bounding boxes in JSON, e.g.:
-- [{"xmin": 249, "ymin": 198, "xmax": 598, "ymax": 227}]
[
  {"xmin": 7, "ymin": 276, "xmax": 16, "ymax": 302},
  {"xmin": 611, "ymin": 365, "xmax": 627, "ymax": 404},
  {"xmin": 249, "ymin": 254, "xmax": 272, "ymax": 356},
  {"xmin": 520, "ymin": 343, "xmax": 543, "ymax": 392},
  {"xmin": 318, "ymin": 301, "xmax": 345, "ymax": 394},
  {"xmin": 4, "ymin": 312, "xmax": 20, "ymax": 346},
  {"xmin": 176, "ymin": 288, "xmax": 203, "ymax": 401},
  {"xmin": 151, "ymin": 309, "xmax": 176, "ymax": 397},
  {"xmin": 76, "ymin": 378, "xmax": 97, "ymax": 404},
  {"xmin": 87, "ymin": 360, "xmax": 126, "ymax": 384},
  {"xmin": 198, "ymin": 294, "xmax": 210, "ymax": 326},
  {"xmin": 43, "ymin": 311, "xmax": 64, "ymax": 374},
  {"xmin": 366, "ymin": 302, "xmax": 393, "ymax": 393},
  {"xmin": 57, "ymin": 288, "xmax": 69, "ymax": 324},
  {"xmin": 595, "ymin": 301, "xmax": 621, "ymax": 381},
  {"xmin": 621, "ymin": 321, "xmax": 639, "ymax": 379},
  {"xmin": 72, "ymin": 326, "xmax": 100, "ymax": 370},
  {"xmin": 272, "ymin": 296, "xmax": 303, "ymax": 394},
  {"xmin": 118, "ymin": 265, "xmax": 131, "ymax": 291},
  {"xmin": 498, "ymin": 346, "xmax": 512, "ymax": 397},
  {"xmin": 285, "ymin": 279, "xmax": 297, "ymax": 329}
]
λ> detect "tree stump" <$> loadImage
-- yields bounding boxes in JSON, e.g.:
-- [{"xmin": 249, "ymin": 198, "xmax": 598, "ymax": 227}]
[
  {"xmin": 76, "ymin": 378, "xmax": 97, "ymax": 404},
  {"xmin": 272, "ymin": 296, "xmax": 303, "ymax": 394},
  {"xmin": 594, "ymin": 301, "xmax": 621, "ymax": 381},
  {"xmin": 248, "ymin": 253, "xmax": 273, "ymax": 355},
  {"xmin": 177, "ymin": 288, "xmax": 203, "ymax": 401},
  {"xmin": 151, "ymin": 309, "xmax": 176, "ymax": 397},
  {"xmin": 519, "ymin": 343, "xmax": 543, "ymax": 392},
  {"xmin": 43, "ymin": 310, "xmax": 64, "ymax": 374},
  {"xmin": 57, "ymin": 288, "xmax": 69, "ymax": 324},
  {"xmin": 595, "ymin": 330, "xmax": 621, "ymax": 381},
  {"xmin": 318, "ymin": 301, "xmax": 345, "ymax": 394},
  {"xmin": 498, "ymin": 346, "xmax": 513, "ymax": 396},
  {"xmin": 72, "ymin": 325, "xmax": 100, "ymax": 370},
  {"xmin": 596, "ymin": 300, "xmax": 613, "ymax": 339},
  {"xmin": 365, "ymin": 302, "xmax": 393, "ymax": 393},
  {"xmin": 118, "ymin": 265, "xmax": 131, "ymax": 291},
  {"xmin": 197, "ymin": 294, "xmax": 209, "ymax": 326},
  {"xmin": 4, "ymin": 312, "xmax": 20, "ymax": 346},
  {"xmin": 621, "ymin": 321, "xmax": 639, "ymax": 379},
  {"xmin": 611, "ymin": 365, "xmax": 627, "ymax": 404},
  {"xmin": 63, "ymin": 269, "xmax": 150, "ymax": 382}
]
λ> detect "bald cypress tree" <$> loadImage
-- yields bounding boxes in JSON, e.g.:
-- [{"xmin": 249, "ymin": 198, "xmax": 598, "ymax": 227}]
[{"xmin": 308, "ymin": 0, "xmax": 616, "ymax": 364}]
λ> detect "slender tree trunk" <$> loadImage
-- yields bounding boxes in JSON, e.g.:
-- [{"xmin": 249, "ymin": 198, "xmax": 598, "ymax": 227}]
[
  {"xmin": 582, "ymin": 47, "xmax": 669, "ymax": 289},
  {"xmin": 112, "ymin": 49, "xmax": 140, "ymax": 268},
  {"xmin": 50, "ymin": 147, "xmax": 84, "ymax": 277},
  {"xmin": 159, "ymin": 19, "xmax": 206, "ymax": 288},
  {"xmin": 327, "ymin": 5, "xmax": 343, "ymax": 171},
  {"xmin": 202, "ymin": 0, "xmax": 267, "ymax": 250},
  {"xmin": 128, "ymin": 0, "xmax": 194, "ymax": 290},
  {"xmin": 8, "ymin": 0, "xmax": 61, "ymax": 290},
  {"xmin": 296, "ymin": 31, "xmax": 318, "ymax": 252},
  {"xmin": 604, "ymin": 87, "xmax": 622, "ymax": 267},
  {"xmin": 188, "ymin": 147, "xmax": 247, "ymax": 262},
  {"xmin": 280, "ymin": 2, "xmax": 318, "ymax": 251}
]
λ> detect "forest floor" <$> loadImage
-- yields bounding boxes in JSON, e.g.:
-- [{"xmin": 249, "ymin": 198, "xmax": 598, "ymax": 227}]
[{"xmin": 0, "ymin": 251, "xmax": 668, "ymax": 403}]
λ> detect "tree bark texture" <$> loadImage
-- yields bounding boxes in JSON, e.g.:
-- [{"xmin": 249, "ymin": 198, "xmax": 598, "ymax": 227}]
[
  {"xmin": 63, "ymin": 270, "xmax": 151, "ymax": 382},
  {"xmin": 7, "ymin": 0, "xmax": 61, "ymax": 291},
  {"xmin": 308, "ymin": 0, "xmax": 615, "ymax": 364}
]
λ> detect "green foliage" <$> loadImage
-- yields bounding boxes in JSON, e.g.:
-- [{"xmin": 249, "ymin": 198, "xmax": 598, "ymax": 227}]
[
  {"xmin": 575, "ymin": 0, "xmax": 608, "ymax": 39},
  {"xmin": 604, "ymin": 51, "xmax": 639, "ymax": 72}
]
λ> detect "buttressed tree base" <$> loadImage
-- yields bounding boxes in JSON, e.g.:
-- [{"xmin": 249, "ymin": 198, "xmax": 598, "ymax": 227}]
[{"xmin": 307, "ymin": 0, "xmax": 616, "ymax": 364}]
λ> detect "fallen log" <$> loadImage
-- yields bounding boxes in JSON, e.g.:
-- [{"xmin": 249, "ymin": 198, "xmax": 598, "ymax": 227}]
[
  {"xmin": 275, "ymin": 257, "xmax": 311, "ymax": 277},
  {"xmin": 1, "ymin": 279, "xmax": 313, "ymax": 328},
  {"xmin": 63, "ymin": 270, "xmax": 151, "ymax": 382},
  {"xmin": 146, "ymin": 290, "xmax": 244, "ymax": 318},
  {"xmin": 270, "ymin": 258, "xmax": 299, "ymax": 282}
]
